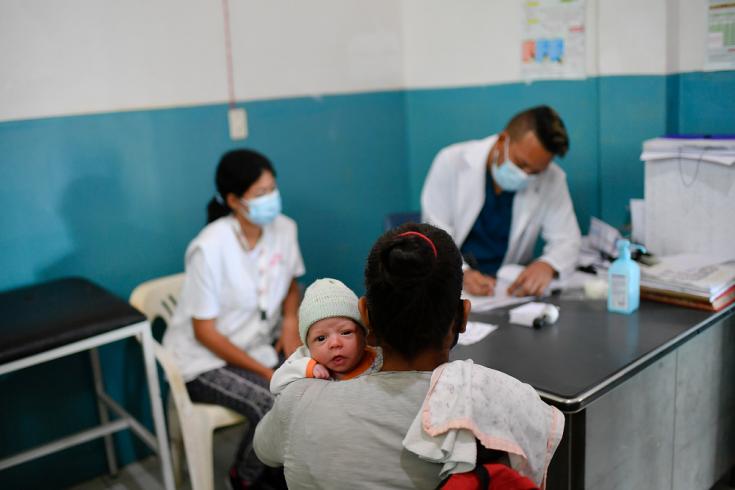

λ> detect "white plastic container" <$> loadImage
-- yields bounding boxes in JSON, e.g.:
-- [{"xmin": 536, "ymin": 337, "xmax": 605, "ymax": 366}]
[{"xmin": 641, "ymin": 137, "xmax": 735, "ymax": 258}]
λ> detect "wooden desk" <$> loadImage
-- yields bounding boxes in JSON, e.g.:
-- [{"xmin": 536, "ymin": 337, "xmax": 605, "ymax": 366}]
[
  {"xmin": 0, "ymin": 278, "xmax": 174, "ymax": 490},
  {"xmin": 453, "ymin": 297, "xmax": 735, "ymax": 490}
]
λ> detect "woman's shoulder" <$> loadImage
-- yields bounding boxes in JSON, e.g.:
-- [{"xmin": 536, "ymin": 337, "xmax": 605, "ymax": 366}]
[
  {"xmin": 274, "ymin": 377, "xmax": 323, "ymax": 412},
  {"xmin": 433, "ymin": 360, "xmax": 538, "ymax": 399},
  {"xmin": 196, "ymin": 215, "xmax": 233, "ymax": 238},
  {"xmin": 271, "ymin": 214, "xmax": 298, "ymax": 234},
  {"xmin": 186, "ymin": 216, "xmax": 236, "ymax": 256},
  {"xmin": 281, "ymin": 371, "xmax": 431, "ymax": 401}
]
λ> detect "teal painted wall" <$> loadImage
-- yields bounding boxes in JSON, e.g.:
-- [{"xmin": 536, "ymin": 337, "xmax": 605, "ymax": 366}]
[
  {"xmin": 0, "ymin": 70, "xmax": 733, "ymax": 488},
  {"xmin": 597, "ymin": 76, "xmax": 668, "ymax": 230},
  {"xmin": 676, "ymin": 70, "xmax": 735, "ymax": 134},
  {"xmin": 0, "ymin": 92, "xmax": 409, "ymax": 297},
  {"xmin": 0, "ymin": 91, "xmax": 410, "ymax": 489}
]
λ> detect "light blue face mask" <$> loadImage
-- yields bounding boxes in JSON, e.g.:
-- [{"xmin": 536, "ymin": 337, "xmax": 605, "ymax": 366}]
[
  {"xmin": 490, "ymin": 137, "xmax": 529, "ymax": 192},
  {"xmin": 241, "ymin": 189, "xmax": 281, "ymax": 226}
]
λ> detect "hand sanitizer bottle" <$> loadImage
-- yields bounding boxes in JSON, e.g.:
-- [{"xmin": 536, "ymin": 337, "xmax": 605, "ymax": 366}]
[{"xmin": 608, "ymin": 239, "xmax": 643, "ymax": 314}]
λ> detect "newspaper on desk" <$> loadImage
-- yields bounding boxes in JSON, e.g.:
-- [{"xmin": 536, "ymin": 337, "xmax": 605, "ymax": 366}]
[{"xmin": 641, "ymin": 253, "xmax": 735, "ymax": 299}]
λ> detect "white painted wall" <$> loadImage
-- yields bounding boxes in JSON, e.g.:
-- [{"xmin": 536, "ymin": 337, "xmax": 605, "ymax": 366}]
[
  {"xmin": 226, "ymin": 1, "xmax": 403, "ymax": 101},
  {"xmin": 675, "ymin": 0, "xmax": 710, "ymax": 72},
  {"xmin": 0, "ymin": 0, "xmax": 716, "ymax": 123},
  {"xmin": 0, "ymin": 0, "xmax": 403, "ymax": 122},
  {"xmin": 400, "ymin": 0, "xmax": 522, "ymax": 87},
  {"xmin": 0, "ymin": 1, "xmax": 225, "ymax": 121},
  {"xmin": 597, "ymin": 0, "xmax": 709, "ymax": 75},
  {"xmin": 597, "ymin": 0, "xmax": 669, "ymax": 75}
]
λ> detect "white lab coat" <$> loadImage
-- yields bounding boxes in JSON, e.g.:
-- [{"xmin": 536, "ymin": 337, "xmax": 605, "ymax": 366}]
[{"xmin": 421, "ymin": 134, "xmax": 581, "ymax": 279}]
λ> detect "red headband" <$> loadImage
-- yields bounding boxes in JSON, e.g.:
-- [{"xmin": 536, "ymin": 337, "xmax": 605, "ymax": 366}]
[{"xmin": 396, "ymin": 231, "xmax": 438, "ymax": 257}]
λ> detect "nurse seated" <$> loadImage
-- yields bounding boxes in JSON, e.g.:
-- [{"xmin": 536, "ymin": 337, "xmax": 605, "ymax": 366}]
[{"xmin": 163, "ymin": 148, "xmax": 304, "ymax": 488}]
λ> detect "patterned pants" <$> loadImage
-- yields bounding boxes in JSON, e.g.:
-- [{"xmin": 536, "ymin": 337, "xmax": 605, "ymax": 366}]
[{"xmin": 186, "ymin": 365, "xmax": 275, "ymax": 483}]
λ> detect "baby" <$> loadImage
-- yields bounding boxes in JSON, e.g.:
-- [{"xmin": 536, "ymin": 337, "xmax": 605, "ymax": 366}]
[{"xmin": 270, "ymin": 278, "xmax": 382, "ymax": 394}]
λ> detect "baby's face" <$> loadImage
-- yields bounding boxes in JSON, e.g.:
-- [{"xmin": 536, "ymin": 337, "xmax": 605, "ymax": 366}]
[{"xmin": 306, "ymin": 317, "xmax": 366, "ymax": 378}]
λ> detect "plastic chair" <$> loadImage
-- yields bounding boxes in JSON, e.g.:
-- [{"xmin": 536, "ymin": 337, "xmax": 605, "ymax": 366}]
[
  {"xmin": 130, "ymin": 273, "xmax": 245, "ymax": 490},
  {"xmin": 384, "ymin": 210, "xmax": 421, "ymax": 231}
]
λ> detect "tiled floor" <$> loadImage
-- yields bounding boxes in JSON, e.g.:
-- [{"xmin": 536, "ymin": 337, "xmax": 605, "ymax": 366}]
[{"xmin": 70, "ymin": 425, "xmax": 242, "ymax": 490}]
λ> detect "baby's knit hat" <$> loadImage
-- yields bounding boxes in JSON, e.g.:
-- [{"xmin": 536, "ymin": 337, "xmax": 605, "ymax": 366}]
[{"xmin": 298, "ymin": 278, "xmax": 365, "ymax": 344}]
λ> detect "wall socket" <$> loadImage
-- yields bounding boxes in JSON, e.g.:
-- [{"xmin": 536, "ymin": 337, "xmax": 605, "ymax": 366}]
[{"xmin": 228, "ymin": 108, "xmax": 248, "ymax": 140}]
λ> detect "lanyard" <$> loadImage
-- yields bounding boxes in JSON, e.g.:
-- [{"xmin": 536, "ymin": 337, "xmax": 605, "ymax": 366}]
[{"xmin": 232, "ymin": 218, "xmax": 271, "ymax": 321}]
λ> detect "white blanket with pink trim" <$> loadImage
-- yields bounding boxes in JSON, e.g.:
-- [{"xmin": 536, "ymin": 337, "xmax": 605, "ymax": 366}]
[{"xmin": 402, "ymin": 360, "xmax": 564, "ymax": 488}]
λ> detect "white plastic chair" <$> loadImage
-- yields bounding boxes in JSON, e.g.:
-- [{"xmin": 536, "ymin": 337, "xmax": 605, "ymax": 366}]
[{"xmin": 130, "ymin": 273, "xmax": 245, "ymax": 490}]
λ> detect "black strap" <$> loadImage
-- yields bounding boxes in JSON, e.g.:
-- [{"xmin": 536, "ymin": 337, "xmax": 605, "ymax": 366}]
[
  {"xmin": 435, "ymin": 463, "xmax": 492, "ymax": 490},
  {"xmin": 475, "ymin": 463, "xmax": 491, "ymax": 489}
]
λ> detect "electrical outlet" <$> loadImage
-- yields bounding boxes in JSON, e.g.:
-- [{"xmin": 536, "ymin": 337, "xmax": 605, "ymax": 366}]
[{"xmin": 228, "ymin": 108, "xmax": 248, "ymax": 140}]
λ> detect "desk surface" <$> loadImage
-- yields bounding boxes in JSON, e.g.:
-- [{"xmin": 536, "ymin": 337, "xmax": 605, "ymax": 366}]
[
  {"xmin": 0, "ymin": 277, "xmax": 145, "ymax": 365},
  {"xmin": 452, "ymin": 297, "xmax": 734, "ymax": 412}
]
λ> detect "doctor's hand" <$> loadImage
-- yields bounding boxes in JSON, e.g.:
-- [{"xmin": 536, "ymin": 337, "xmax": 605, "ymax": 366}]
[
  {"xmin": 507, "ymin": 261, "xmax": 555, "ymax": 297},
  {"xmin": 463, "ymin": 269, "xmax": 496, "ymax": 296}
]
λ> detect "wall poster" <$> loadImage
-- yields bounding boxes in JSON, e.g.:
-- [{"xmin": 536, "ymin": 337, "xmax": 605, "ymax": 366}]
[
  {"xmin": 706, "ymin": 0, "xmax": 735, "ymax": 70},
  {"xmin": 521, "ymin": 0, "xmax": 586, "ymax": 81}
]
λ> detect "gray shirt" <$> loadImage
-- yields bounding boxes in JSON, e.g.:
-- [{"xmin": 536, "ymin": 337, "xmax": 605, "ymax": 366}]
[{"xmin": 254, "ymin": 371, "xmax": 441, "ymax": 489}]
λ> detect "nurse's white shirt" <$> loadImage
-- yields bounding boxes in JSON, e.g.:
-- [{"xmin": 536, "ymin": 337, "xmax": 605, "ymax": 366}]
[{"xmin": 163, "ymin": 214, "xmax": 305, "ymax": 382}]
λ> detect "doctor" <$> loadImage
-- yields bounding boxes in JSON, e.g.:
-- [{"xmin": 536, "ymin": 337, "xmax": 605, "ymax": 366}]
[{"xmin": 421, "ymin": 105, "xmax": 580, "ymax": 297}]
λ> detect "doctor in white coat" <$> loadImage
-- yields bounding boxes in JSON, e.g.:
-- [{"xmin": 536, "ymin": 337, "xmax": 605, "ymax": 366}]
[{"xmin": 421, "ymin": 106, "xmax": 581, "ymax": 297}]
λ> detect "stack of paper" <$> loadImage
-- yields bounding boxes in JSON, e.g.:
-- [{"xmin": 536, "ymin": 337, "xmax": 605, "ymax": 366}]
[{"xmin": 640, "ymin": 254, "xmax": 735, "ymax": 311}]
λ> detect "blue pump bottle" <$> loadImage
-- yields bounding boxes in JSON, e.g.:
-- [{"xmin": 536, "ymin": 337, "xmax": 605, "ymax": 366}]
[{"xmin": 608, "ymin": 239, "xmax": 645, "ymax": 314}]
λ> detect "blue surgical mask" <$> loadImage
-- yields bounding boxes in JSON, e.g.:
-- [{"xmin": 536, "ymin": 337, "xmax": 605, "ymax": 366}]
[
  {"xmin": 241, "ymin": 189, "xmax": 281, "ymax": 226},
  {"xmin": 490, "ymin": 138, "xmax": 529, "ymax": 192}
]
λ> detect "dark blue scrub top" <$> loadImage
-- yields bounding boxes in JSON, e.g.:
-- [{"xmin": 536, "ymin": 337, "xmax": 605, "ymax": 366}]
[{"xmin": 460, "ymin": 171, "xmax": 515, "ymax": 277}]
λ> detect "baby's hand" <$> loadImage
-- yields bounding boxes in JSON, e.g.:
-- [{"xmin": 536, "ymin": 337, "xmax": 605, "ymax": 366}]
[{"xmin": 312, "ymin": 363, "xmax": 330, "ymax": 379}]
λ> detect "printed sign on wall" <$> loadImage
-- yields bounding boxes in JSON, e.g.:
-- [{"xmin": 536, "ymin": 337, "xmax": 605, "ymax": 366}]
[
  {"xmin": 706, "ymin": 0, "xmax": 735, "ymax": 71},
  {"xmin": 521, "ymin": 0, "xmax": 586, "ymax": 81}
]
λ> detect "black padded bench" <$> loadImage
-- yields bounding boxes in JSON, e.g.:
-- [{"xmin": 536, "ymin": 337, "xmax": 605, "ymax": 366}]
[{"xmin": 0, "ymin": 277, "xmax": 174, "ymax": 489}]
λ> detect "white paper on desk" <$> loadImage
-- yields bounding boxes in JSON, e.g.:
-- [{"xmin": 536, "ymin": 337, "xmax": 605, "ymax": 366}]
[
  {"xmin": 464, "ymin": 263, "xmax": 582, "ymax": 312},
  {"xmin": 463, "ymin": 264, "xmax": 542, "ymax": 312},
  {"xmin": 457, "ymin": 321, "xmax": 498, "ymax": 345},
  {"xmin": 463, "ymin": 275, "xmax": 531, "ymax": 313},
  {"xmin": 500, "ymin": 263, "xmax": 584, "ymax": 293},
  {"xmin": 464, "ymin": 292, "xmax": 531, "ymax": 313},
  {"xmin": 588, "ymin": 217, "xmax": 622, "ymax": 258},
  {"xmin": 578, "ymin": 236, "xmax": 612, "ymax": 270}
]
